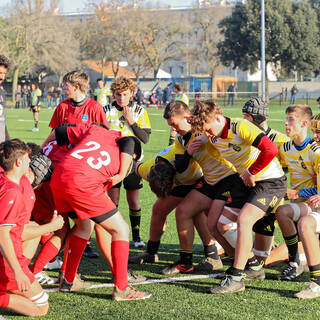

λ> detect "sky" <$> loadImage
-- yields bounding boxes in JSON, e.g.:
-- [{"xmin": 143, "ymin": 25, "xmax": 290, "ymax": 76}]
[{"xmin": 0, "ymin": 0, "xmax": 196, "ymax": 13}]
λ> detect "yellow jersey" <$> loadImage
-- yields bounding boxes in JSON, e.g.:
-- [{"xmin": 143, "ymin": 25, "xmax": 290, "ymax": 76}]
[
  {"xmin": 94, "ymin": 87, "xmax": 109, "ymax": 106},
  {"xmin": 137, "ymin": 144, "xmax": 202, "ymax": 187},
  {"xmin": 174, "ymin": 132, "xmax": 236, "ymax": 185},
  {"xmin": 208, "ymin": 118, "xmax": 284, "ymax": 181}
]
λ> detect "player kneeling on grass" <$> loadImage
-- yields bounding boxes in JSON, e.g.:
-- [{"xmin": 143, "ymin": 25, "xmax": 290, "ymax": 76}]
[
  {"xmin": 276, "ymin": 105, "xmax": 320, "ymax": 281},
  {"xmin": 0, "ymin": 140, "xmax": 51, "ymax": 316},
  {"xmin": 49, "ymin": 123, "xmax": 151, "ymax": 301},
  {"xmin": 294, "ymin": 114, "xmax": 320, "ymax": 299}
]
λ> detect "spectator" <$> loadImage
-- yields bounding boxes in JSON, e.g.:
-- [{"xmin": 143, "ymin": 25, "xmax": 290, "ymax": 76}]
[
  {"xmin": 156, "ymin": 86, "xmax": 163, "ymax": 106},
  {"xmin": 227, "ymin": 82, "xmax": 235, "ymax": 106},
  {"xmin": 173, "ymin": 82, "xmax": 189, "ymax": 106},
  {"xmin": 290, "ymin": 84, "xmax": 298, "ymax": 104},
  {"xmin": 316, "ymin": 96, "xmax": 320, "ymax": 108},
  {"xmin": 195, "ymin": 87, "xmax": 201, "ymax": 100},
  {"xmin": 15, "ymin": 85, "xmax": 22, "ymax": 109},
  {"xmin": 21, "ymin": 84, "xmax": 29, "ymax": 109},
  {"xmin": 0, "ymin": 54, "xmax": 10, "ymax": 142},
  {"xmin": 134, "ymin": 87, "xmax": 144, "ymax": 105},
  {"xmin": 162, "ymin": 83, "xmax": 172, "ymax": 105},
  {"xmin": 149, "ymin": 92, "xmax": 157, "ymax": 106},
  {"xmin": 47, "ymin": 86, "xmax": 54, "ymax": 109}
]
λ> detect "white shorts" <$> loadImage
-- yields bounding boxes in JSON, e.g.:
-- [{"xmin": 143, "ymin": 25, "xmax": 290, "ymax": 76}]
[{"xmin": 309, "ymin": 211, "xmax": 320, "ymax": 234}]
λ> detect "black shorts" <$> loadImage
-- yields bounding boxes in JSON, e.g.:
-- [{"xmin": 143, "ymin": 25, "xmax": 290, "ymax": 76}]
[
  {"xmin": 195, "ymin": 174, "xmax": 249, "ymax": 206},
  {"xmin": 63, "ymin": 208, "xmax": 118, "ymax": 223},
  {"xmin": 112, "ymin": 171, "xmax": 143, "ymax": 190},
  {"xmin": 247, "ymin": 175, "xmax": 287, "ymax": 214},
  {"xmin": 170, "ymin": 181, "xmax": 200, "ymax": 198},
  {"xmin": 31, "ymin": 105, "xmax": 40, "ymax": 112}
]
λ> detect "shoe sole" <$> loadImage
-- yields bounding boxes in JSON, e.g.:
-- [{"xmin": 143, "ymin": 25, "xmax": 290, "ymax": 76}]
[
  {"xmin": 113, "ymin": 293, "xmax": 152, "ymax": 301},
  {"xmin": 207, "ymin": 286, "xmax": 245, "ymax": 294},
  {"xmin": 161, "ymin": 267, "xmax": 194, "ymax": 276}
]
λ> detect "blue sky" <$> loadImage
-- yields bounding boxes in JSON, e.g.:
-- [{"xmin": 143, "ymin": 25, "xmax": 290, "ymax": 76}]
[{"xmin": 0, "ymin": 0, "xmax": 196, "ymax": 13}]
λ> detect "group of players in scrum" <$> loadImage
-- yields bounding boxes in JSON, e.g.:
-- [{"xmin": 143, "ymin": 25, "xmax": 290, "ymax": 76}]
[{"xmin": 0, "ymin": 69, "xmax": 320, "ymax": 317}]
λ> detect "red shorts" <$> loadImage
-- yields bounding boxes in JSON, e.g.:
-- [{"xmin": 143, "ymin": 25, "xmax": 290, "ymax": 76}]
[
  {"xmin": 0, "ymin": 257, "xmax": 35, "ymax": 292},
  {"xmin": 51, "ymin": 185, "xmax": 116, "ymax": 220}
]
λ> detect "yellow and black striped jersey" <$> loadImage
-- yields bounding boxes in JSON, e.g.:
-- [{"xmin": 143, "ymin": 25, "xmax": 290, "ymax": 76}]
[
  {"xmin": 174, "ymin": 132, "xmax": 236, "ymax": 185},
  {"xmin": 265, "ymin": 127, "xmax": 290, "ymax": 150},
  {"xmin": 94, "ymin": 87, "xmax": 110, "ymax": 107},
  {"xmin": 278, "ymin": 138, "xmax": 320, "ymax": 198},
  {"xmin": 137, "ymin": 144, "xmax": 202, "ymax": 186},
  {"xmin": 208, "ymin": 118, "xmax": 284, "ymax": 181},
  {"xmin": 104, "ymin": 102, "xmax": 151, "ymax": 137}
]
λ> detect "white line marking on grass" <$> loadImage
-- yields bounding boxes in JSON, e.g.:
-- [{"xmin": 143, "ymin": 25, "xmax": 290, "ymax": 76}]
[
  {"xmin": 149, "ymin": 113, "xmax": 162, "ymax": 116},
  {"xmin": 45, "ymin": 273, "xmax": 220, "ymax": 293},
  {"xmin": 152, "ymin": 129, "xmax": 167, "ymax": 132},
  {"xmin": 0, "ymin": 315, "xmax": 8, "ymax": 320},
  {"xmin": 17, "ymin": 119, "xmax": 49, "ymax": 124}
]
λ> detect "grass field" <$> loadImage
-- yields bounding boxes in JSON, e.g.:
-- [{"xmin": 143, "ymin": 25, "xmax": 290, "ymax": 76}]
[{"xmin": 2, "ymin": 100, "xmax": 320, "ymax": 320}]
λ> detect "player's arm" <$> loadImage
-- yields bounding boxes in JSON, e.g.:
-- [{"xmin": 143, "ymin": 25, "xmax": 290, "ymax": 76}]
[
  {"xmin": 22, "ymin": 214, "xmax": 64, "ymax": 241},
  {"xmin": 111, "ymin": 136, "xmax": 139, "ymax": 185},
  {"xmin": 0, "ymin": 226, "xmax": 31, "ymax": 292}
]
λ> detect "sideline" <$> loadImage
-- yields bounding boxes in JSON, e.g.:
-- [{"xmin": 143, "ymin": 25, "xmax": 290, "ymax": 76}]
[{"xmin": 46, "ymin": 273, "xmax": 220, "ymax": 292}]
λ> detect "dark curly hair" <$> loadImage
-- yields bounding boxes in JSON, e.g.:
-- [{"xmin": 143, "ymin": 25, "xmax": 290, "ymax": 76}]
[
  {"xmin": 111, "ymin": 76, "xmax": 136, "ymax": 97},
  {"xmin": 0, "ymin": 55, "xmax": 10, "ymax": 69},
  {"xmin": 189, "ymin": 100, "xmax": 223, "ymax": 134},
  {"xmin": 148, "ymin": 161, "xmax": 175, "ymax": 198}
]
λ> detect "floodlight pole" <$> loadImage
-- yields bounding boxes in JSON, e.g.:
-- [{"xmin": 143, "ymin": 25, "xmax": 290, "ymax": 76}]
[{"xmin": 261, "ymin": 0, "xmax": 266, "ymax": 100}]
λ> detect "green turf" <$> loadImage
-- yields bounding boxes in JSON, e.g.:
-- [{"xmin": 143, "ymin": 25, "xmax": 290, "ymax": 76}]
[{"xmin": 2, "ymin": 102, "xmax": 320, "ymax": 320}]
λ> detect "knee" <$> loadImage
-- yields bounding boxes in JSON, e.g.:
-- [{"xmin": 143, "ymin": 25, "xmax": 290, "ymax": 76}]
[{"xmin": 298, "ymin": 215, "xmax": 314, "ymax": 235}]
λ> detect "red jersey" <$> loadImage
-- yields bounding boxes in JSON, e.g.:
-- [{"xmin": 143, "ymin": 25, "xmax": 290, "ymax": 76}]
[
  {"xmin": 0, "ymin": 173, "xmax": 35, "ymax": 287},
  {"xmin": 49, "ymin": 98, "xmax": 109, "ymax": 129},
  {"xmin": 32, "ymin": 181, "xmax": 55, "ymax": 223},
  {"xmin": 51, "ymin": 125, "xmax": 122, "ymax": 195},
  {"xmin": 42, "ymin": 140, "xmax": 69, "ymax": 167}
]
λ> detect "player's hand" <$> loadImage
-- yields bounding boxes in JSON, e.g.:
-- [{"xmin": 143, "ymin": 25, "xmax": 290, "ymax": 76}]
[
  {"xmin": 308, "ymin": 194, "xmax": 320, "ymax": 209},
  {"xmin": 110, "ymin": 174, "xmax": 125, "ymax": 186},
  {"xmin": 285, "ymin": 189, "xmax": 299, "ymax": 200},
  {"xmin": 50, "ymin": 211, "xmax": 64, "ymax": 231},
  {"xmin": 123, "ymin": 106, "xmax": 134, "ymax": 125},
  {"xmin": 15, "ymin": 271, "xmax": 31, "ymax": 293},
  {"xmin": 240, "ymin": 169, "xmax": 256, "ymax": 187},
  {"xmin": 187, "ymin": 139, "xmax": 204, "ymax": 156}
]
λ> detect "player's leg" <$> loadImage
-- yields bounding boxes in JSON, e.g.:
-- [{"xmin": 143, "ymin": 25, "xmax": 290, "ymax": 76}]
[
  {"xmin": 7, "ymin": 278, "xmax": 49, "ymax": 316},
  {"xmin": 276, "ymin": 202, "xmax": 310, "ymax": 280},
  {"xmin": 32, "ymin": 109, "xmax": 39, "ymax": 132},
  {"xmin": 193, "ymin": 211, "xmax": 223, "ymax": 272},
  {"xmin": 96, "ymin": 211, "xmax": 151, "ymax": 301},
  {"xmin": 129, "ymin": 196, "xmax": 182, "ymax": 264},
  {"xmin": 125, "ymin": 172, "xmax": 144, "ymax": 247},
  {"xmin": 161, "ymin": 189, "xmax": 212, "ymax": 275},
  {"xmin": 294, "ymin": 213, "xmax": 320, "ymax": 299}
]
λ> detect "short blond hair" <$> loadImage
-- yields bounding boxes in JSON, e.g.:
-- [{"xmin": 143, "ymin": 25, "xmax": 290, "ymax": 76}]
[
  {"xmin": 63, "ymin": 70, "xmax": 90, "ymax": 93},
  {"xmin": 285, "ymin": 104, "xmax": 313, "ymax": 121}
]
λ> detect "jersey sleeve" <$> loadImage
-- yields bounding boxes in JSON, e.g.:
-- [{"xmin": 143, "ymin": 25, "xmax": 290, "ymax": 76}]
[
  {"xmin": 136, "ymin": 109, "xmax": 151, "ymax": 129},
  {"xmin": 0, "ymin": 189, "xmax": 20, "ymax": 226},
  {"xmin": 137, "ymin": 159, "xmax": 155, "ymax": 181},
  {"xmin": 237, "ymin": 119, "xmax": 266, "ymax": 146},
  {"xmin": 49, "ymin": 106, "xmax": 62, "ymax": 129}
]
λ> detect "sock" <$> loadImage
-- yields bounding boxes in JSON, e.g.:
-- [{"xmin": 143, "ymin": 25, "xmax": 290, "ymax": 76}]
[
  {"xmin": 34, "ymin": 120, "xmax": 38, "ymax": 128},
  {"xmin": 129, "ymin": 208, "xmax": 141, "ymax": 241},
  {"xmin": 309, "ymin": 264, "xmax": 320, "ymax": 286},
  {"xmin": 204, "ymin": 244, "xmax": 219, "ymax": 260},
  {"xmin": 64, "ymin": 234, "xmax": 88, "ymax": 283},
  {"xmin": 180, "ymin": 250, "xmax": 193, "ymax": 265},
  {"xmin": 168, "ymin": 136, "xmax": 175, "ymax": 146},
  {"xmin": 30, "ymin": 241, "xmax": 59, "ymax": 274},
  {"xmin": 111, "ymin": 240, "xmax": 129, "ymax": 291},
  {"xmin": 41, "ymin": 233, "xmax": 53, "ymax": 245},
  {"xmin": 284, "ymin": 234, "xmax": 299, "ymax": 263},
  {"xmin": 147, "ymin": 240, "xmax": 160, "ymax": 255},
  {"xmin": 226, "ymin": 266, "xmax": 244, "ymax": 280}
]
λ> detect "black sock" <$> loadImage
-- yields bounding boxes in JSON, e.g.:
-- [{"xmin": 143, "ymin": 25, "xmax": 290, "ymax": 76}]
[
  {"xmin": 246, "ymin": 256, "xmax": 260, "ymax": 268},
  {"xmin": 226, "ymin": 266, "xmax": 244, "ymax": 277},
  {"xmin": 34, "ymin": 120, "xmax": 38, "ymax": 128},
  {"xmin": 147, "ymin": 240, "xmax": 160, "ymax": 255},
  {"xmin": 284, "ymin": 234, "xmax": 299, "ymax": 263},
  {"xmin": 309, "ymin": 264, "xmax": 320, "ymax": 285},
  {"xmin": 129, "ymin": 208, "xmax": 141, "ymax": 241},
  {"xmin": 204, "ymin": 244, "xmax": 219, "ymax": 260},
  {"xmin": 179, "ymin": 250, "xmax": 193, "ymax": 265}
]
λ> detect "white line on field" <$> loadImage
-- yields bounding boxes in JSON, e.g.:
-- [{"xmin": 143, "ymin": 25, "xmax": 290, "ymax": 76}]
[
  {"xmin": 17, "ymin": 119, "xmax": 49, "ymax": 123},
  {"xmin": 0, "ymin": 315, "xmax": 8, "ymax": 320},
  {"xmin": 149, "ymin": 113, "xmax": 162, "ymax": 116},
  {"xmin": 45, "ymin": 273, "xmax": 220, "ymax": 293},
  {"xmin": 152, "ymin": 129, "xmax": 167, "ymax": 132}
]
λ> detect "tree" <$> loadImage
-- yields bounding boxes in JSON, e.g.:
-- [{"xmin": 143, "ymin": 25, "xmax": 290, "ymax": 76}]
[
  {"xmin": 217, "ymin": 0, "xmax": 320, "ymax": 93},
  {"xmin": 190, "ymin": 4, "xmax": 229, "ymax": 92}
]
